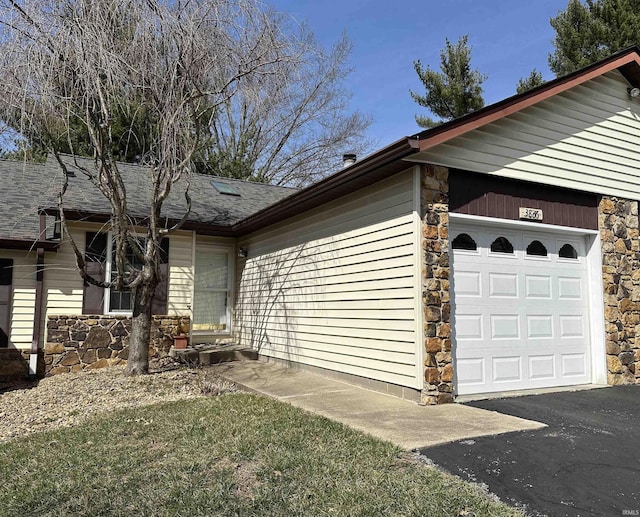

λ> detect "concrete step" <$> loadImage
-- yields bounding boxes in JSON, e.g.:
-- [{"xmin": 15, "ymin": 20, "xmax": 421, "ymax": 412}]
[
  {"xmin": 170, "ymin": 344, "xmax": 257, "ymax": 366},
  {"xmin": 199, "ymin": 348, "xmax": 258, "ymax": 365}
]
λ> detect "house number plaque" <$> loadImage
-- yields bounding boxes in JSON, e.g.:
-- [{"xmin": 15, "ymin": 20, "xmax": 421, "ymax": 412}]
[{"xmin": 519, "ymin": 207, "xmax": 543, "ymax": 221}]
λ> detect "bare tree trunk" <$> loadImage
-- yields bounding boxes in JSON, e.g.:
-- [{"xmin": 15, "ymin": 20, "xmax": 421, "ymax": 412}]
[{"xmin": 126, "ymin": 278, "xmax": 157, "ymax": 375}]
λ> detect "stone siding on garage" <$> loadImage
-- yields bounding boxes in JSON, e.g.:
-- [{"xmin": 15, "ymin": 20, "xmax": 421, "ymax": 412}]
[
  {"xmin": 598, "ymin": 197, "xmax": 640, "ymax": 385},
  {"xmin": 420, "ymin": 164, "xmax": 453, "ymax": 405},
  {"xmin": 44, "ymin": 315, "xmax": 190, "ymax": 376}
]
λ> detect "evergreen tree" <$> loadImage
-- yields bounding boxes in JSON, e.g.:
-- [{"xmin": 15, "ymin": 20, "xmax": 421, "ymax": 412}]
[
  {"xmin": 549, "ymin": 0, "xmax": 640, "ymax": 77},
  {"xmin": 516, "ymin": 69, "xmax": 546, "ymax": 94},
  {"xmin": 410, "ymin": 35, "xmax": 487, "ymax": 128}
]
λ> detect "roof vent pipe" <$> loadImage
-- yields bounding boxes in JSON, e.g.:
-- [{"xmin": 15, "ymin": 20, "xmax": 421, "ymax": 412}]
[{"xmin": 342, "ymin": 153, "xmax": 357, "ymax": 168}]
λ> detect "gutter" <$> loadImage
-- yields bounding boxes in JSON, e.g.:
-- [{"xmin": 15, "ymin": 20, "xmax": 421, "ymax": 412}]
[{"xmin": 0, "ymin": 238, "xmax": 59, "ymax": 252}]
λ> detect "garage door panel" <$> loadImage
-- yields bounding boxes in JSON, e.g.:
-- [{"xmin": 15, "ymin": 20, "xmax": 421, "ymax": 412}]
[
  {"xmin": 454, "ymin": 314, "xmax": 483, "ymax": 340},
  {"xmin": 451, "ymin": 223, "xmax": 593, "ymax": 395},
  {"xmin": 489, "ymin": 273, "xmax": 518, "ymax": 297},
  {"xmin": 490, "ymin": 314, "xmax": 520, "ymax": 339},
  {"xmin": 492, "ymin": 356, "xmax": 522, "ymax": 383},
  {"xmin": 559, "ymin": 315, "xmax": 585, "ymax": 337},
  {"xmin": 558, "ymin": 276, "xmax": 583, "ymax": 299},
  {"xmin": 529, "ymin": 355, "xmax": 555, "ymax": 380},
  {"xmin": 561, "ymin": 353, "xmax": 588, "ymax": 377},
  {"xmin": 525, "ymin": 275, "xmax": 552, "ymax": 299},
  {"xmin": 453, "ymin": 271, "xmax": 482, "ymax": 296},
  {"xmin": 526, "ymin": 315, "xmax": 554, "ymax": 339}
]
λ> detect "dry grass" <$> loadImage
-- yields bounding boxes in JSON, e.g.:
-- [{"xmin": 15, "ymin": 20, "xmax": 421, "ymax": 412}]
[{"xmin": 0, "ymin": 394, "xmax": 524, "ymax": 517}]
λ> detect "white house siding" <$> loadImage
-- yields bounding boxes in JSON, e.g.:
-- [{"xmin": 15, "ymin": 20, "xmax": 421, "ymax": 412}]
[
  {"xmin": 411, "ymin": 71, "xmax": 640, "ymax": 201},
  {"xmin": 35, "ymin": 224, "xmax": 205, "ymax": 342},
  {"xmin": 167, "ymin": 230, "xmax": 198, "ymax": 317},
  {"xmin": 43, "ymin": 224, "xmax": 87, "ymax": 324},
  {"xmin": 0, "ymin": 249, "xmax": 37, "ymax": 349},
  {"xmin": 235, "ymin": 169, "xmax": 422, "ymax": 389}
]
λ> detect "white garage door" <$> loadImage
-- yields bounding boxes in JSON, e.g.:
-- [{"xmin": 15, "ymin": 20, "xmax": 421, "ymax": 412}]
[{"xmin": 451, "ymin": 223, "xmax": 592, "ymax": 395}]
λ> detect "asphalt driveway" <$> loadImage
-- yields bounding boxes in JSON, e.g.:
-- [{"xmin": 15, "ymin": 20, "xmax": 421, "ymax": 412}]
[{"xmin": 419, "ymin": 386, "xmax": 640, "ymax": 517}]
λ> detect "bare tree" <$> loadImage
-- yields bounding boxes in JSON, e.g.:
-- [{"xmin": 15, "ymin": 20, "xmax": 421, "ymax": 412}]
[
  {"xmin": 0, "ymin": 0, "xmax": 295, "ymax": 374},
  {"xmin": 202, "ymin": 29, "xmax": 372, "ymax": 187}
]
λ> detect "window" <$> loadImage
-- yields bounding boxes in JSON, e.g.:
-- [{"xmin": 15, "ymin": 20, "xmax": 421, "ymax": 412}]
[
  {"xmin": 211, "ymin": 180, "xmax": 240, "ymax": 196},
  {"xmin": 526, "ymin": 240, "xmax": 548, "ymax": 257},
  {"xmin": 559, "ymin": 243, "xmax": 578, "ymax": 259},
  {"xmin": 490, "ymin": 236, "xmax": 514, "ymax": 254},
  {"xmin": 452, "ymin": 233, "xmax": 477, "ymax": 251},
  {"xmin": 82, "ymin": 232, "xmax": 169, "ymax": 315},
  {"xmin": 104, "ymin": 235, "xmax": 169, "ymax": 314},
  {"xmin": 106, "ymin": 237, "xmax": 145, "ymax": 313},
  {"xmin": 193, "ymin": 246, "xmax": 231, "ymax": 332}
]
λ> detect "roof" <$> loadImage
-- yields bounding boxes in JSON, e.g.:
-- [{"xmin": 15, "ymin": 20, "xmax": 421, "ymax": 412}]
[
  {"xmin": 408, "ymin": 45, "xmax": 640, "ymax": 154},
  {"xmin": 2, "ymin": 47, "xmax": 640, "ymax": 245},
  {"xmin": 234, "ymin": 47, "xmax": 640, "ymax": 233},
  {"xmin": 0, "ymin": 155, "xmax": 295, "ymax": 243},
  {"xmin": 0, "ymin": 159, "xmax": 60, "ymax": 248}
]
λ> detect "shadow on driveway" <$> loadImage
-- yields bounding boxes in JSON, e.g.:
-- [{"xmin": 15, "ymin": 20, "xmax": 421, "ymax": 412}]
[{"xmin": 420, "ymin": 386, "xmax": 640, "ymax": 517}]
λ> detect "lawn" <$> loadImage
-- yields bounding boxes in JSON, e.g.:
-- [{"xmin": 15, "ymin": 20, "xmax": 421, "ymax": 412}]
[{"xmin": 0, "ymin": 393, "xmax": 523, "ymax": 516}]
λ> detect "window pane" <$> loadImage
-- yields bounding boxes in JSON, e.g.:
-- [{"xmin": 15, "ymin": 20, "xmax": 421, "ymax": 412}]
[
  {"xmin": 452, "ymin": 233, "xmax": 477, "ymax": 250},
  {"xmin": 559, "ymin": 244, "xmax": 578, "ymax": 259},
  {"xmin": 193, "ymin": 291, "xmax": 227, "ymax": 331},
  {"xmin": 195, "ymin": 252, "xmax": 228, "ymax": 290},
  {"xmin": 526, "ymin": 240, "xmax": 548, "ymax": 257},
  {"xmin": 490, "ymin": 237, "xmax": 514, "ymax": 254},
  {"xmin": 110, "ymin": 289, "xmax": 131, "ymax": 312}
]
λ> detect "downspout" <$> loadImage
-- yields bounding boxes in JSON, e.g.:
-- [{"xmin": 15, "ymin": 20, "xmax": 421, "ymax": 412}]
[{"xmin": 29, "ymin": 213, "xmax": 47, "ymax": 379}]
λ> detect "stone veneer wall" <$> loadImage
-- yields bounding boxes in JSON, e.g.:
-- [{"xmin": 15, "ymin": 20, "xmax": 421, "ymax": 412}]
[
  {"xmin": 599, "ymin": 197, "xmax": 640, "ymax": 385},
  {"xmin": 420, "ymin": 164, "xmax": 453, "ymax": 405},
  {"xmin": 44, "ymin": 315, "xmax": 190, "ymax": 376}
]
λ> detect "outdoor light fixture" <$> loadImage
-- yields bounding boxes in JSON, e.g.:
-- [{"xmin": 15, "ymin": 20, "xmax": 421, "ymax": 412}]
[
  {"xmin": 628, "ymin": 87, "xmax": 640, "ymax": 98},
  {"xmin": 238, "ymin": 247, "xmax": 248, "ymax": 258}
]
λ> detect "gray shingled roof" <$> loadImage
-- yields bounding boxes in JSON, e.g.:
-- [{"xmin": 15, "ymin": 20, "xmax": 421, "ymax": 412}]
[{"xmin": 0, "ymin": 155, "xmax": 296, "ymax": 242}]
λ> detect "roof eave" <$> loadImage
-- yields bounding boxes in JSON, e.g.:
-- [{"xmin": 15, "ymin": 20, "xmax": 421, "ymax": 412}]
[
  {"xmin": 410, "ymin": 46, "xmax": 640, "ymax": 153},
  {"xmin": 42, "ymin": 208, "xmax": 238, "ymax": 237},
  {"xmin": 232, "ymin": 137, "xmax": 420, "ymax": 235},
  {"xmin": 0, "ymin": 238, "xmax": 59, "ymax": 252}
]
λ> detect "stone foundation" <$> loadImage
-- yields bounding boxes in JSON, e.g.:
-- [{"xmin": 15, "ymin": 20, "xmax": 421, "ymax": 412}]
[
  {"xmin": 45, "ymin": 315, "xmax": 190, "ymax": 376},
  {"xmin": 420, "ymin": 164, "xmax": 453, "ymax": 405},
  {"xmin": 598, "ymin": 197, "xmax": 640, "ymax": 385}
]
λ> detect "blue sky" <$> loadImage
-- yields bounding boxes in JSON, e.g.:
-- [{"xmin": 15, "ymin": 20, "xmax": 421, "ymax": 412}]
[{"xmin": 269, "ymin": 0, "xmax": 570, "ymax": 147}]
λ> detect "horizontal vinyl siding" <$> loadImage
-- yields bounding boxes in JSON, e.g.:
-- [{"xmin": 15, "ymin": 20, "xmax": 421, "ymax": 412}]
[
  {"xmin": 0, "ymin": 250, "xmax": 36, "ymax": 349},
  {"xmin": 236, "ymin": 169, "xmax": 420, "ymax": 388},
  {"xmin": 43, "ymin": 224, "xmax": 215, "ymax": 320},
  {"xmin": 167, "ymin": 231, "xmax": 197, "ymax": 317},
  {"xmin": 44, "ymin": 225, "xmax": 85, "ymax": 322},
  {"xmin": 414, "ymin": 71, "xmax": 640, "ymax": 200}
]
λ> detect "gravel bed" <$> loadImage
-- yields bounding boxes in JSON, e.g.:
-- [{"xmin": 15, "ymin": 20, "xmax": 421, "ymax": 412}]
[{"xmin": 0, "ymin": 359, "xmax": 238, "ymax": 443}]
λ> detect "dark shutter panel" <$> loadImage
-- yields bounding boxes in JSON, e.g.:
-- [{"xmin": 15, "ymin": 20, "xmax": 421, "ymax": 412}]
[
  {"xmin": 0, "ymin": 258, "xmax": 13, "ymax": 348},
  {"xmin": 151, "ymin": 238, "xmax": 170, "ymax": 315},
  {"xmin": 83, "ymin": 232, "xmax": 107, "ymax": 315}
]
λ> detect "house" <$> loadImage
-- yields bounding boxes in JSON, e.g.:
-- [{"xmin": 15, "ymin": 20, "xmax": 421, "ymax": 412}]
[{"xmin": 2, "ymin": 47, "xmax": 640, "ymax": 404}]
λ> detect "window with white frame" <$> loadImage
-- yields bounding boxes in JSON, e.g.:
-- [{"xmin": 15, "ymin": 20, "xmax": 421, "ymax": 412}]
[
  {"xmin": 104, "ymin": 236, "xmax": 144, "ymax": 313},
  {"xmin": 193, "ymin": 246, "xmax": 231, "ymax": 332}
]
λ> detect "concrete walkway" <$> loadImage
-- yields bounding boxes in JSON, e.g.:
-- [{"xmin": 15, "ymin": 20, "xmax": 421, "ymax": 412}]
[{"xmin": 211, "ymin": 360, "xmax": 546, "ymax": 450}]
